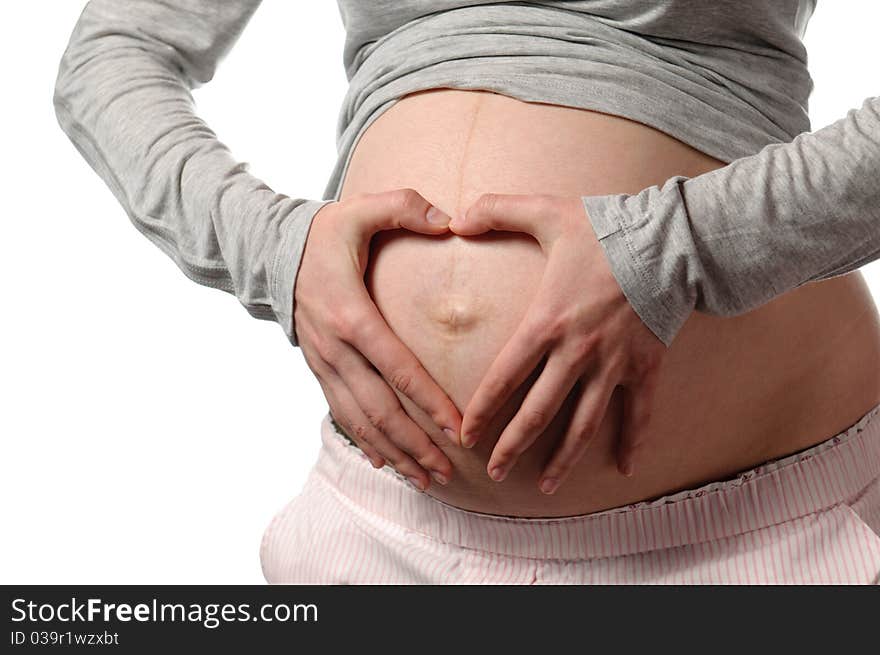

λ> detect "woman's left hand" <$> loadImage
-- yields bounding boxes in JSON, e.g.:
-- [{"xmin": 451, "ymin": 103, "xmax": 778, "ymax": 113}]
[{"xmin": 447, "ymin": 193, "xmax": 668, "ymax": 494}]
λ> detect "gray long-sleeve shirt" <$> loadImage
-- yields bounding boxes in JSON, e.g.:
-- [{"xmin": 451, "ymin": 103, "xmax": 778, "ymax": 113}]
[{"xmin": 54, "ymin": 0, "xmax": 880, "ymax": 349}]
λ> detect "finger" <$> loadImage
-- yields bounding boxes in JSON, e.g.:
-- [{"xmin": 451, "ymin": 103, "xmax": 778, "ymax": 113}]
[
  {"xmin": 458, "ymin": 312, "xmax": 550, "ymax": 449},
  {"xmin": 616, "ymin": 367, "xmax": 661, "ymax": 477},
  {"xmin": 537, "ymin": 371, "xmax": 618, "ymax": 494},
  {"xmin": 325, "ymin": 367, "xmax": 443, "ymax": 491},
  {"xmin": 316, "ymin": 379, "xmax": 386, "ymax": 469},
  {"xmin": 342, "ymin": 291, "xmax": 462, "ymax": 444},
  {"xmin": 302, "ymin": 339, "xmax": 387, "ymax": 468},
  {"xmin": 448, "ymin": 192, "xmax": 559, "ymax": 242},
  {"xmin": 298, "ymin": 334, "xmax": 384, "ymax": 465},
  {"xmin": 347, "ymin": 188, "xmax": 453, "ymax": 239},
  {"xmin": 333, "ymin": 340, "xmax": 454, "ymax": 486},
  {"xmin": 486, "ymin": 347, "xmax": 587, "ymax": 482}
]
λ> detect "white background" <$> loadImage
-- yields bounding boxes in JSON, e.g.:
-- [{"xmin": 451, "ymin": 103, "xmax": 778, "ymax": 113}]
[{"xmin": 1, "ymin": 2, "xmax": 878, "ymax": 583}]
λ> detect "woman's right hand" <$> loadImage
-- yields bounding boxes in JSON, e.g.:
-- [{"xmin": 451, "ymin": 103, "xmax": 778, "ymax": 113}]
[{"xmin": 293, "ymin": 189, "xmax": 461, "ymax": 491}]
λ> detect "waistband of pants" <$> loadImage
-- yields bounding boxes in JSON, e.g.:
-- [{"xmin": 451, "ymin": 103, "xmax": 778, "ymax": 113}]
[{"xmin": 313, "ymin": 403, "xmax": 880, "ymax": 560}]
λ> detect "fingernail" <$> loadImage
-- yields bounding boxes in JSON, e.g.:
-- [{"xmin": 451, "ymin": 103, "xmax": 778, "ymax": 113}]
[
  {"xmin": 461, "ymin": 434, "xmax": 476, "ymax": 448},
  {"xmin": 621, "ymin": 461, "xmax": 634, "ymax": 477},
  {"xmin": 425, "ymin": 206, "xmax": 449, "ymax": 225},
  {"xmin": 407, "ymin": 476, "xmax": 426, "ymax": 491},
  {"xmin": 539, "ymin": 478, "xmax": 560, "ymax": 495},
  {"xmin": 442, "ymin": 428, "xmax": 457, "ymax": 444},
  {"xmin": 371, "ymin": 458, "xmax": 385, "ymax": 469},
  {"xmin": 489, "ymin": 466, "xmax": 507, "ymax": 482},
  {"xmin": 431, "ymin": 470, "xmax": 449, "ymax": 485}
]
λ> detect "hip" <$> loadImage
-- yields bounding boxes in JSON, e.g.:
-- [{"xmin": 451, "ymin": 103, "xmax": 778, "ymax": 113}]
[{"xmin": 261, "ymin": 406, "xmax": 880, "ymax": 584}]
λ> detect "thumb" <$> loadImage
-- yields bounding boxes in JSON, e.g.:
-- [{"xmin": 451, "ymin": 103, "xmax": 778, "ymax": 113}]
[
  {"xmin": 449, "ymin": 193, "xmax": 554, "ymax": 242},
  {"xmin": 348, "ymin": 188, "xmax": 451, "ymax": 239},
  {"xmin": 419, "ymin": 205, "xmax": 454, "ymax": 232}
]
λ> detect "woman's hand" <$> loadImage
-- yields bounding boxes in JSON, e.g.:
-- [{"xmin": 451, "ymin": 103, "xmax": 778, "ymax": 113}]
[
  {"xmin": 294, "ymin": 189, "xmax": 462, "ymax": 491},
  {"xmin": 448, "ymin": 193, "xmax": 667, "ymax": 494}
]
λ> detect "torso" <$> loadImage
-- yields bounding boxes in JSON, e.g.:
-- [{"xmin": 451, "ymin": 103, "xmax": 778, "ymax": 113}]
[{"xmin": 338, "ymin": 88, "xmax": 880, "ymax": 517}]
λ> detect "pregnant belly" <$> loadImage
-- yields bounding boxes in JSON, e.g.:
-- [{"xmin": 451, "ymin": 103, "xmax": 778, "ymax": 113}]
[{"xmin": 338, "ymin": 88, "xmax": 880, "ymax": 517}]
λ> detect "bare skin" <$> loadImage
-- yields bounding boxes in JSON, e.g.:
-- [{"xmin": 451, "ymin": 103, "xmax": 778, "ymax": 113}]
[
  {"xmin": 323, "ymin": 87, "xmax": 880, "ymax": 517},
  {"xmin": 446, "ymin": 191, "xmax": 665, "ymax": 491},
  {"xmin": 294, "ymin": 188, "xmax": 462, "ymax": 492}
]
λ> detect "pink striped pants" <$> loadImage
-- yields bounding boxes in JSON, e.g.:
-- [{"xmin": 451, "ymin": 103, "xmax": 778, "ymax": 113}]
[{"xmin": 260, "ymin": 403, "xmax": 880, "ymax": 584}]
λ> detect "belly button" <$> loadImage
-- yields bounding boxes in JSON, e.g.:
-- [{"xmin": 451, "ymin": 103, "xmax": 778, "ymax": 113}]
[{"xmin": 428, "ymin": 296, "xmax": 482, "ymax": 333}]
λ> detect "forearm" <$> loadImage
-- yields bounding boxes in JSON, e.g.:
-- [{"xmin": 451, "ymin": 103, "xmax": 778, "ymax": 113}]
[
  {"xmin": 582, "ymin": 96, "xmax": 880, "ymax": 347},
  {"xmin": 53, "ymin": 0, "xmax": 332, "ymax": 346}
]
